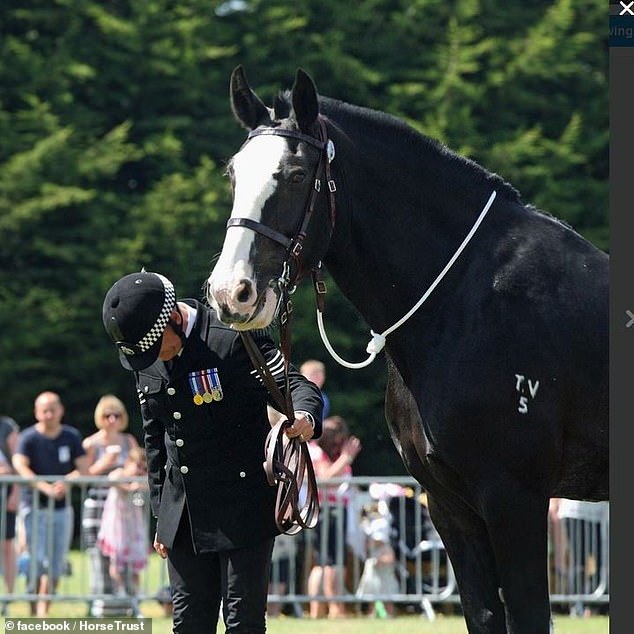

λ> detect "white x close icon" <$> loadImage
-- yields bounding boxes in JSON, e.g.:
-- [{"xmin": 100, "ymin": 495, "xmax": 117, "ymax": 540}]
[{"xmin": 620, "ymin": 1, "xmax": 634, "ymax": 15}]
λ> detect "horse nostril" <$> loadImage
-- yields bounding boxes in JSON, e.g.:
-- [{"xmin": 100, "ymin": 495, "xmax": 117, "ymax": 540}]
[{"xmin": 236, "ymin": 279, "xmax": 253, "ymax": 304}]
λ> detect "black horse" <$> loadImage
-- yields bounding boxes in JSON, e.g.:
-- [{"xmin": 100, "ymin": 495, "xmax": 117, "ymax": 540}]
[{"xmin": 206, "ymin": 66, "xmax": 608, "ymax": 633}]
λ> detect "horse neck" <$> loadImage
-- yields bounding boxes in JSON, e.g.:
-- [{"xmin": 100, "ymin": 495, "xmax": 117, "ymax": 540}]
[{"xmin": 323, "ymin": 111, "xmax": 498, "ymax": 338}]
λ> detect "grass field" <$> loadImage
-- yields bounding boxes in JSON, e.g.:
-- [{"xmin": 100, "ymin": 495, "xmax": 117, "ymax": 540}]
[
  {"xmin": 2, "ymin": 597, "xmax": 610, "ymax": 634},
  {"xmin": 1, "ymin": 610, "xmax": 611, "ymax": 634}
]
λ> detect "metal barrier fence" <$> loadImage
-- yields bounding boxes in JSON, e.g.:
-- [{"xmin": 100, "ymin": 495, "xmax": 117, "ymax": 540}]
[{"xmin": 0, "ymin": 475, "xmax": 609, "ymax": 618}]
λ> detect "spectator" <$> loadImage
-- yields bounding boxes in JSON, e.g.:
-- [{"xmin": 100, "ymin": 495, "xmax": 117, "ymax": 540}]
[
  {"xmin": 554, "ymin": 498, "xmax": 609, "ymax": 617},
  {"xmin": 548, "ymin": 498, "xmax": 567, "ymax": 596},
  {"xmin": 81, "ymin": 395, "xmax": 139, "ymax": 607},
  {"xmin": 300, "ymin": 360, "xmax": 330, "ymax": 419},
  {"xmin": 295, "ymin": 359, "xmax": 332, "ymax": 607},
  {"xmin": 306, "ymin": 415, "xmax": 361, "ymax": 618},
  {"xmin": 0, "ymin": 414, "xmax": 19, "ymax": 615},
  {"xmin": 355, "ymin": 499, "xmax": 399, "ymax": 617},
  {"xmin": 102, "ymin": 270, "xmax": 323, "ymax": 633},
  {"xmin": 97, "ymin": 446, "xmax": 149, "ymax": 616},
  {"xmin": 12, "ymin": 391, "xmax": 88, "ymax": 617},
  {"xmin": 267, "ymin": 532, "xmax": 298, "ymax": 617}
]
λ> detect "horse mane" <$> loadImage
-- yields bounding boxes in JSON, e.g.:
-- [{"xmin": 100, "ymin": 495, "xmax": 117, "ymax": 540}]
[
  {"xmin": 324, "ymin": 96, "xmax": 521, "ymax": 203},
  {"xmin": 273, "ymin": 89, "xmax": 521, "ymax": 204}
]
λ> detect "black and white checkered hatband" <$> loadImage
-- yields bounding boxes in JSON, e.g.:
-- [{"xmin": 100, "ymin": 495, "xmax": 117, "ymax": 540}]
[{"xmin": 118, "ymin": 274, "xmax": 176, "ymax": 357}]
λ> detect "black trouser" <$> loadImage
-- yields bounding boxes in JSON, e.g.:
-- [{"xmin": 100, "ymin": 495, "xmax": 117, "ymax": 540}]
[{"xmin": 168, "ymin": 515, "xmax": 275, "ymax": 633}]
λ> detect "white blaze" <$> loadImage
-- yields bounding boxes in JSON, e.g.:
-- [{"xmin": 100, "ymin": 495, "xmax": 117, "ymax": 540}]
[
  {"xmin": 213, "ymin": 135, "xmax": 287, "ymax": 281},
  {"xmin": 207, "ymin": 135, "xmax": 288, "ymax": 327}
]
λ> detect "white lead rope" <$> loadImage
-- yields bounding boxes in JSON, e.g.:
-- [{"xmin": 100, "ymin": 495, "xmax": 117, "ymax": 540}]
[{"xmin": 317, "ymin": 190, "xmax": 497, "ymax": 369}]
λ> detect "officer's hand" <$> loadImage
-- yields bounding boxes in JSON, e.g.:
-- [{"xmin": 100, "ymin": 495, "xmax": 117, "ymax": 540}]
[
  {"xmin": 285, "ymin": 412, "xmax": 314, "ymax": 443},
  {"xmin": 154, "ymin": 534, "xmax": 168, "ymax": 559}
]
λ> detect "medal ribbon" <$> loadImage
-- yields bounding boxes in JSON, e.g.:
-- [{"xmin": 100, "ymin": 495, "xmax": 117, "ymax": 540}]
[{"xmin": 188, "ymin": 371, "xmax": 204, "ymax": 405}]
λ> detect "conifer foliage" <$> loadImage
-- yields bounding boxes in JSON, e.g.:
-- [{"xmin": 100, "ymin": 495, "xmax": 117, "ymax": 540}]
[{"xmin": 0, "ymin": 1, "xmax": 606, "ymax": 472}]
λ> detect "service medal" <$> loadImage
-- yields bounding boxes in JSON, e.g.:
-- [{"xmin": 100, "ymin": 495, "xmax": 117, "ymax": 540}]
[
  {"xmin": 188, "ymin": 370, "xmax": 206, "ymax": 405},
  {"xmin": 189, "ymin": 367, "xmax": 223, "ymax": 406}
]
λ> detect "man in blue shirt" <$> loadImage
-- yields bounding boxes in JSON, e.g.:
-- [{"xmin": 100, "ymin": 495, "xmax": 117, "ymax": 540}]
[
  {"xmin": 12, "ymin": 391, "xmax": 88, "ymax": 617},
  {"xmin": 300, "ymin": 359, "xmax": 331, "ymax": 418}
]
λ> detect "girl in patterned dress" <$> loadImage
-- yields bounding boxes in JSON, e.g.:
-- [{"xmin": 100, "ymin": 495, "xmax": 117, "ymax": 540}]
[
  {"xmin": 355, "ymin": 500, "xmax": 399, "ymax": 616},
  {"xmin": 97, "ymin": 447, "xmax": 149, "ymax": 598},
  {"xmin": 82, "ymin": 395, "xmax": 139, "ymax": 603}
]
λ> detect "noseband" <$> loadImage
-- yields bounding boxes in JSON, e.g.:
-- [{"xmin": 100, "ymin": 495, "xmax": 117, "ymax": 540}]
[{"xmin": 226, "ymin": 116, "xmax": 337, "ymax": 292}]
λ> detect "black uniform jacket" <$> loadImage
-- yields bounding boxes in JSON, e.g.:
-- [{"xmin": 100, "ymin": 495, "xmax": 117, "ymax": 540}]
[{"xmin": 134, "ymin": 300, "xmax": 323, "ymax": 553}]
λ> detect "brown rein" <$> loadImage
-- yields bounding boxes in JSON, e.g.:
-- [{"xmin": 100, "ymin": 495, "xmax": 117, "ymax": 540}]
[
  {"xmin": 240, "ymin": 330, "xmax": 319, "ymax": 535},
  {"xmin": 233, "ymin": 118, "xmax": 339, "ymax": 535}
]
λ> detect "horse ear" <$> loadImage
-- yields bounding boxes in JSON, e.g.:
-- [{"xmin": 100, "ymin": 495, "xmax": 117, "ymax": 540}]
[
  {"xmin": 291, "ymin": 68, "xmax": 319, "ymax": 133},
  {"xmin": 230, "ymin": 65, "xmax": 271, "ymax": 130}
]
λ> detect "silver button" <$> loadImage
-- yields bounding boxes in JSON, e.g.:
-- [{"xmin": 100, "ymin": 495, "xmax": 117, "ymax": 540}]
[
  {"xmin": 180, "ymin": 465, "xmax": 189, "ymax": 474},
  {"xmin": 173, "ymin": 412, "xmax": 182, "ymax": 420},
  {"xmin": 175, "ymin": 439, "xmax": 184, "ymax": 447},
  {"xmin": 167, "ymin": 387, "xmax": 176, "ymax": 396},
  {"xmin": 239, "ymin": 471, "xmax": 246, "ymax": 478},
  {"xmin": 144, "ymin": 386, "xmax": 149, "ymax": 393}
]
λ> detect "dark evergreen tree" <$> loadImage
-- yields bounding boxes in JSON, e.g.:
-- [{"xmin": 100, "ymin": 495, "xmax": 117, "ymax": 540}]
[{"xmin": 0, "ymin": 0, "xmax": 607, "ymax": 473}]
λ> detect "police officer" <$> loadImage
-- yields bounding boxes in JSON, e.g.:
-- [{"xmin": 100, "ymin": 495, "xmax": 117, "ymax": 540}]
[{"xmin": 102, "ymin": 270, "xmax": 323, "ymax": 633}]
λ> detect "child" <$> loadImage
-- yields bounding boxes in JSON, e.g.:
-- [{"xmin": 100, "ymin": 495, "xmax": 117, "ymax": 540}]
[
  {"xmin": 355, "ymin": 500, "xmax": 399, "ymax": 617},
  {"xmin": 97, "ymin": 447, "xmax": 149, "ymax": 606}
]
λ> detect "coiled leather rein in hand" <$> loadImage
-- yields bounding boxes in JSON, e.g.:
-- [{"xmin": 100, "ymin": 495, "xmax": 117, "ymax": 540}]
[
  {"xmin": 240, "ymin": 331, "xmax": 319, "ymax": 535},
  {"xmin": 263, "ymin": 417, "xmax": 319, "ymax": 535}
]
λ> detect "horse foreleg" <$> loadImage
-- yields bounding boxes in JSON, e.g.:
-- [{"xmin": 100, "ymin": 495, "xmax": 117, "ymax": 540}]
[
  {"xmin": 385, "ymin": 356, "xmax": 505, "ymax": 632},
  {"xmin": 481, "ymin": 484, "xmax": 552, "ymax": 634},
  {"xmin": 426, "ymin": 490, "xmax": 507, "ymax": 634}
]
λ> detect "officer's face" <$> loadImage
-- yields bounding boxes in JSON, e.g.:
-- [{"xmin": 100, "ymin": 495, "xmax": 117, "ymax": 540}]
[{"xmin": 158, "ymin": 310, "xmax": 183, "ymax": 361}]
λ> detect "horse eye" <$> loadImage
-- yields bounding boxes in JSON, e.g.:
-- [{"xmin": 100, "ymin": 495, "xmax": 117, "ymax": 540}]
[{"xmin": 288, "ymin": 169, "xmax": 306, "ymax": 184}]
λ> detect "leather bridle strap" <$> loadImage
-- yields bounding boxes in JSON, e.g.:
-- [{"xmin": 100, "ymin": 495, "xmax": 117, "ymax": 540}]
[
  {"xmin": 247, "ymin": 126, "xmax": 327, "ymax": 151},
  {"xmin": 227, "ymin": 117, "xmax": 335, "ymax": 287},
  {"xmin": 240, "ymin": 331, "xmax": 319, "ymax": 535},
  {"xmin": 229, "ymin": 121, "xmax": 337, "ymax": 533},
  {"xmin": 226, "ymin": 217, "xmax": 292, "ymax": 250}
]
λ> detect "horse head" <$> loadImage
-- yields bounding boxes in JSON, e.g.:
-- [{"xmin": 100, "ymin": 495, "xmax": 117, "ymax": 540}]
[{"xmin": 206, "ymin": 66, "xmax": 335, "ymax": 329}]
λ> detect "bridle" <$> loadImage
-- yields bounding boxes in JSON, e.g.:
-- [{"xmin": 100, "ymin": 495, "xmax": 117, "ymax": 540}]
[
  {"xmin": 231, "ymin": 116, "xmax": 337, "ymax": 373},
  {"xmin": 230, "ymin": 116, "xmax": 337, "ymax": 535},
  {"xmin": 227, "ymin": 116, "xmax": 337, "ymax": 304}
]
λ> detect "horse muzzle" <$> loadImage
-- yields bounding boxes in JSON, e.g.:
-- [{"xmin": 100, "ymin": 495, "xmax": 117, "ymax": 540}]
[{"xmin": 206, "ymin": 277, "xmax": 278, "ymax": 330}]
